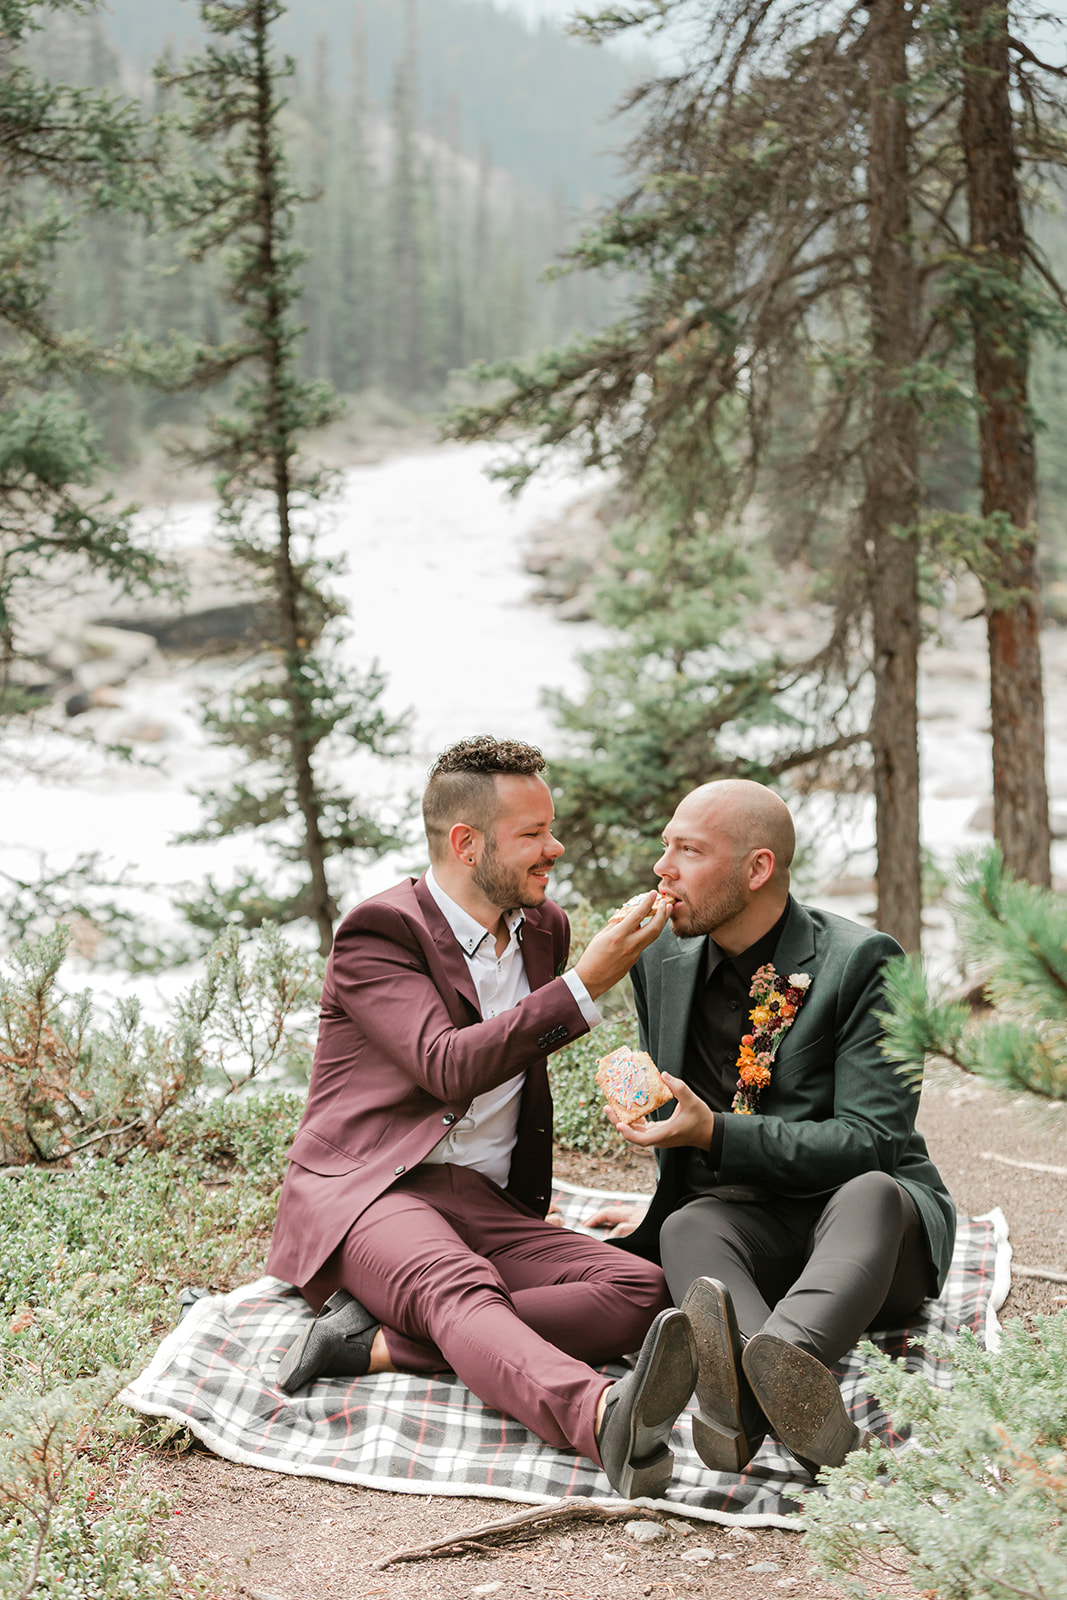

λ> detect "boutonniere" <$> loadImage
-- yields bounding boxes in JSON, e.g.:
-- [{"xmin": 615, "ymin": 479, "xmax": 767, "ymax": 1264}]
[{"xmin": 731, "ymin": 965, "xmax": 811, "ymax": 1115}]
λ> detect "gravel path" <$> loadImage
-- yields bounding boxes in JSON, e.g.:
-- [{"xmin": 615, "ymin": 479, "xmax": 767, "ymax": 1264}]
[{"xmin": 141, "ymin": 1073, "xmax": 1066, "ymax": 1600}]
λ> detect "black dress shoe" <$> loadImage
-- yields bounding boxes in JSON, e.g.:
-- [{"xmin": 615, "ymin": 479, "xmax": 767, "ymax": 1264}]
[
  {"xmin": 741, "ymin": 1333, "xmax": 869, "ymax": 1470},
  {"xmin": 596, "ymin": 1307, "xmax": 698, "ymax": 1500},
  {"xmin": 681, "ymin": 1276, "xmax": 763, "ymax": 1474},
  {"xmin": 277, "ymin": 1290, "xmax": 380, "ymax": 1394}
]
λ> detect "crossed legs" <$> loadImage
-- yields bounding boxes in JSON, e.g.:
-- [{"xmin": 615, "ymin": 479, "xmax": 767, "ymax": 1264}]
[{"xmin": 301, "ymin": 1164, "xmax": 671, "ymax": 1460}]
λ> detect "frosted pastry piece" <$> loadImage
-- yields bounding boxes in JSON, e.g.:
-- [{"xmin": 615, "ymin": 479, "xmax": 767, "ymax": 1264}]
[
  {"xmin": 595, "ymin": 1046, "xmax": 673, "ymax": 1126},
  {"xmin": 607, "ymin": 889, "xmax": 677, "ymax": 927}
]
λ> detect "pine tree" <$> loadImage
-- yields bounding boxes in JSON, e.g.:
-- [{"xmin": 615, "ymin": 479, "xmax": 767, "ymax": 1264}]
[
  {"xmin": 0, "ymin": 0, "xmax": 167, "ymax": 721},
  {"xmin": 864, "ymin": 0, "xmax": 923, "ymax": 951},
  {"xmin": 877, "ymin": 847, "xmax": 1067, "ymax": 1105},
  {"xmin": 448, "ymin": 0, "xmax": 1067, "ymax": 944},
  {"xmin": 959, "ymin": 0, "xmax": 1051, "ymax": 888},
  {"xmin": 159, "ymin": 0, "xmax": 407, "ymax": 955}
]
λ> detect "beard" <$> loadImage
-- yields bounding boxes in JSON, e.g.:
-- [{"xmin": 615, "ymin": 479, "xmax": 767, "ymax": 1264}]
[
  {"xmin": 670, "ymin": 861, "xmax": 749, "ymax": 938},
  {"xmin": 472, "ymin": 838, "xmax": 551, "ymax": 910}
]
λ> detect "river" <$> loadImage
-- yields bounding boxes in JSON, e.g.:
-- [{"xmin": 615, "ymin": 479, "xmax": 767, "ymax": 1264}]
[{"xmin": 1, "ymin": 440, "xmax": 1065, "ymax": 1000}]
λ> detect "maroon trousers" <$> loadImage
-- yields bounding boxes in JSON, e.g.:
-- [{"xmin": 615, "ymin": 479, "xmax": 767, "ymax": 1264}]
[{"xmin": 302, "ymin": 1164, "xmax": 670, "ymax": 1462}]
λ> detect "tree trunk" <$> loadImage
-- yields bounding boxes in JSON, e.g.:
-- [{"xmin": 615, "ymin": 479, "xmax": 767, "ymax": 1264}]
[
  {"xmin": 252, "ymin": 1, "xmax": 337, "ymax": 956},
  {"xmin": 863, "ymin": 0, "xmax": 922, "ymax": 951},
  {"xmin": 960, "ymin": 0, "xmax": 1050, "ymax": 886}
]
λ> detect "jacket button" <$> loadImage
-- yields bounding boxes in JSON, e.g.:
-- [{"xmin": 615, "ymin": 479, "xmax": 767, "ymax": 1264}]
[
  {"xmin": 442, "ymin": 1113, "xmax": 455, "ymax": 1125},
  {"xmin": 536, "ymin": 1036, "xmax": 548, "ymax": 1049},
  {"xmin": 394, "ymin": 1165, "xmax": 406, "ymax": 1176}
]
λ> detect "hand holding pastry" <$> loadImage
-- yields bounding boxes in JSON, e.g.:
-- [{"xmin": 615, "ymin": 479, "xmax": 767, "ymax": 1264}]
[{"xmin": 574, "ymin": 890, "xmax": 673, "ymax": 1000}]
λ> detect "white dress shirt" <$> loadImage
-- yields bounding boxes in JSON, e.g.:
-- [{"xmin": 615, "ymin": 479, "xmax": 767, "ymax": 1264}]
[{"xmin": 420, "ymin": 868, "xmax": 600, "ymax": 1186}]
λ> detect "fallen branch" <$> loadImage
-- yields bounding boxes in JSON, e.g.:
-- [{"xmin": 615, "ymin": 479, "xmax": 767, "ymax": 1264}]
[
  {"xmin": 1013, "ymin": 1264, "xmax": 1067, "ymax": 1285},
  {"xmin": 980, "ymin": 1152, "xmax": 1067, "ymax": 1178},
  {"xmin": 373, "ymin": 1498, "xmax": 667, "ymax": 1568}
]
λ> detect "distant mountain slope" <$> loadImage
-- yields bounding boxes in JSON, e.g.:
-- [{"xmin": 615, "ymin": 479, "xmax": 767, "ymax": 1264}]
[{"xmin": 100, "ymin": 0, "xmax": 654, "ymax": 205}]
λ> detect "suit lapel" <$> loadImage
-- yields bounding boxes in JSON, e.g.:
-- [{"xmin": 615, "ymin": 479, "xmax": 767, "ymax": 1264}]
[
  {"xmin": 518, "ymin": 917, "xmax": 554, "ymax": 992},
  {"xmin": 412, "ymin": 875, "xmax": 482, "ymax": 1017},
  {"xmin": 770, "ymin": 897, "xmax": 817, "ymax": 978},
  {"xmin": 657, "ymin": 936, "xmax": 706, "ymax": 1078}
]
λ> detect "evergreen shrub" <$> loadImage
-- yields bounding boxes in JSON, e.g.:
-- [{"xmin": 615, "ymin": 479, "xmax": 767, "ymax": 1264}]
[
  {"xmin": 805, "ymin": 1319, "xmax": 1067, "ymax": 1599},
  {"xmin": 0, "ymin": 1092, "xmax": 299, "ymax": 1598}
]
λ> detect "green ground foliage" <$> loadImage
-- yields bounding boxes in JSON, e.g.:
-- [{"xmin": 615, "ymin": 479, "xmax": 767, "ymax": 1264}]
[
  {"xmin": 806, "ymin": 849, "xmax": 1067, "ymax": 1595},
  {"xmin": 0, "ymin": 1094, "xmax": 299, "ymax": 1598},
  {"xmin": 805, "ymin": 1319, "xmax": 1067, "ymax": 1599},
  {"xmin": 0, "ymin": 924, "xmax": 313, "ymax": 1593}
]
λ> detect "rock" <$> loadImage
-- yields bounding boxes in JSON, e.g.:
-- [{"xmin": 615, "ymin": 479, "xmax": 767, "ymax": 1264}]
[
  {"xmin": 970, "ymin": 800, "xmax": 1067, "ymax": 839},
  {"xmin": 115, "ymin": 719, "xmax": 170, "ymax": 744},
  {"xmin": 78, "ymin": 623, "xmax": 157, "ymax": 676},
  {"xmin": 727, "ymin": 1527, "xmax": 756, "ymax": 1541},
  {"xmin": 65, "ymin": 685, "xmax": 123, "ymax": 718},
  {"xmin": 665, "ymin": 1517, "xmax": 694, "ymax": 1535},
  {"xmin": 97, "ymin": 601, "xmax": 287, "ymax": 657},
  {"xmin": 680, "ymin": 1547, "xmax": 718, "ymax": 1563},
  {"xmin": 625, "ymin": 1520, "xmax": 667, "ymax": 1545},
  {"xmin": 747, "ymin": 1559, "xmax": 781, "ymax": 1572},
  {"xmin": 471, "ymin": 1585, "xmax": 503, "ymax": 1596},
  {"xmin": 967, "ymin": 802, "xmax": 994, "ymax": 833}
]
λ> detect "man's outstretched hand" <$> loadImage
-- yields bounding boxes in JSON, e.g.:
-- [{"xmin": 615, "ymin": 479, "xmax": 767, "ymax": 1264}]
[
  {"xmin": 574, "ymin": 891, "xmax": 672, "ymax": 1000},
  {"xmin": 607, "ymin": 1072, "xmax": 717, "ymax": 1151},
  {"xmin": 582, "ymin": 1201, "xmax": 647, "ymax": 1238}
]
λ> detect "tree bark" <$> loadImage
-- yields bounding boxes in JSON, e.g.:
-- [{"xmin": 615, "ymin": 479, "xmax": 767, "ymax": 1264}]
[
  {"xmin": 252, "ymin": 1, "xmax": 338, "ymax": 956},
  {"xmin": 863, "ymin": 0, "xmax": 923, "ymax": 951},
  {"xmin": 960, "ymin": 0, "xmax": 1051, "ymax": 886}
]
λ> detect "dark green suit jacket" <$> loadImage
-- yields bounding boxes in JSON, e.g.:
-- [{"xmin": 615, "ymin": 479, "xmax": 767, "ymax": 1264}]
[{"xmin": 619, "ymin": 897, "xmax": 956, "ymax": 1296}]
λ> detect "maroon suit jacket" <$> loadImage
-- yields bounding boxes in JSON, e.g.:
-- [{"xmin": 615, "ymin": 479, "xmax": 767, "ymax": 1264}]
[{"xmin": 267, "ymin": 875, "xmax": 589, "ymax": 1288}]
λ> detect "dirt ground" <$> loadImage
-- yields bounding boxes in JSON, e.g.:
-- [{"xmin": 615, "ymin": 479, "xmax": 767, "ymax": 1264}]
[{"xmin": 141, "ymin": 1073, "xmax": 1067, "ymax": 1600}]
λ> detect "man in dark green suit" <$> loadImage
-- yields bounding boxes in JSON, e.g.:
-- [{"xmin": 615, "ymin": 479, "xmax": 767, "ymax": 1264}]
[{"xmin": 610, "ymin": 779, "xmax": 955, "ymax": 1476}]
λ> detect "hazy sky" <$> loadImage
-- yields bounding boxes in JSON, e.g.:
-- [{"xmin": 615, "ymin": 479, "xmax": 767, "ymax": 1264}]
[{"xmin": 501, "ymin": 0, "xmax": 1067, "ymax": 67}]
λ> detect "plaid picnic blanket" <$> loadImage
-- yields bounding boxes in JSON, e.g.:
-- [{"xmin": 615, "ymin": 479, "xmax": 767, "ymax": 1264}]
[{"xmin": 121, "ymin": 1183, "xmax": 1010, "ymax": 1528}]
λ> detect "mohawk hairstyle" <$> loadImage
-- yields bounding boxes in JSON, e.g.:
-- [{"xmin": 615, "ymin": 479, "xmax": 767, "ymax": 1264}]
[{"xmin": 422, "ymin": 736, "xmax": 547, "ymax": 862}]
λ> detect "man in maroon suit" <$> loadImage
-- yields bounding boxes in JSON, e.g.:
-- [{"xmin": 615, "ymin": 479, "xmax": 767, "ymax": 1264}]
[{"xmin": 267, "ymin": 736, "xmax": 697, "ymax": 1498}]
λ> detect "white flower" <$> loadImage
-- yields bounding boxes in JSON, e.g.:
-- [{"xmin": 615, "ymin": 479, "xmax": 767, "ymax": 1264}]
[{"xmin": 787, "ymin": 972, "xmax": 812, "ymax": 990}]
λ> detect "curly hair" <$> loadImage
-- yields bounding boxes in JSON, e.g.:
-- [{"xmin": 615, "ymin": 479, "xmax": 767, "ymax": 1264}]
[{"xmin": 422, "ymin": 736, "xmax": 546, "ymax": 861}]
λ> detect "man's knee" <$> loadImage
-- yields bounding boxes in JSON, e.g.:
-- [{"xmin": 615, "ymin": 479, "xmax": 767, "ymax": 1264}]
[{"xmin": 833, "ymin": 1170, "xmax": 907, "ymax": 1229}]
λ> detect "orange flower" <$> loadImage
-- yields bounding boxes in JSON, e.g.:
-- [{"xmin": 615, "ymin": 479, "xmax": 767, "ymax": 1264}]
[{"xmin": 739, "ymin": 1058, "xmax": 771, "ymax": 1089}]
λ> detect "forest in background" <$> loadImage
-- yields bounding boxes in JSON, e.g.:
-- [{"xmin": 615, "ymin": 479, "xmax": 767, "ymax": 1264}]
[
  {"xmin": 1, "ymin": 4, "xmax": 1067, "ymax": 1597},
  {"xmin": 35, "ymin": 0, "xmax": 651, "ymax": 460}
]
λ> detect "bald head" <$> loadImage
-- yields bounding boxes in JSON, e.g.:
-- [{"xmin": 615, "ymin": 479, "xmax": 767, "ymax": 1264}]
[
  {"xmin": 680, "ymin": 780, "xmax": 795, "ymax": 886},
  {"xmin": 656, "ymin": 779, "xmax": 794, "ymax": 949}
]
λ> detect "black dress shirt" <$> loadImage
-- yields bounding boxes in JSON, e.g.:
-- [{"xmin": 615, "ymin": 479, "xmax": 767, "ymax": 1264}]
[{"xmin": 680, "ymin": 903, "xmax": 790, "ymax": 1199}]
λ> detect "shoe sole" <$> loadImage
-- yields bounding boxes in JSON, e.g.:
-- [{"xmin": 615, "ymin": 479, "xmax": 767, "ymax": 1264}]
[
  {"xmin": 741, "ymin": 1334, "xmax": 860, "ymax": 1469},
  {"xmin": 681, "ymin": 1277, "xmax": 752, "ymax": 1474},
  {"xmin": 611, "ymin": 1308, "xmax": 698, "ymax": 1500}
]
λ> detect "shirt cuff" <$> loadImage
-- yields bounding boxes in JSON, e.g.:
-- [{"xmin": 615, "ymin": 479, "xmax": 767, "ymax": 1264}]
[{"xmin": 562, "ymin": 968, "xmax": 602, "ymax": 1030}]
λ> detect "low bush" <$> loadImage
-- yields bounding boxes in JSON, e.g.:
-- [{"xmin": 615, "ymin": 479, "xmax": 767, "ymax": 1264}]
[
  {"xmin": 805, "ymin": 1316, "xmax": 1067, "ymax": 1599},
  {"xmin": 0, "ymin": 1082, "xmax": 300, "ymax": 1597}
]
